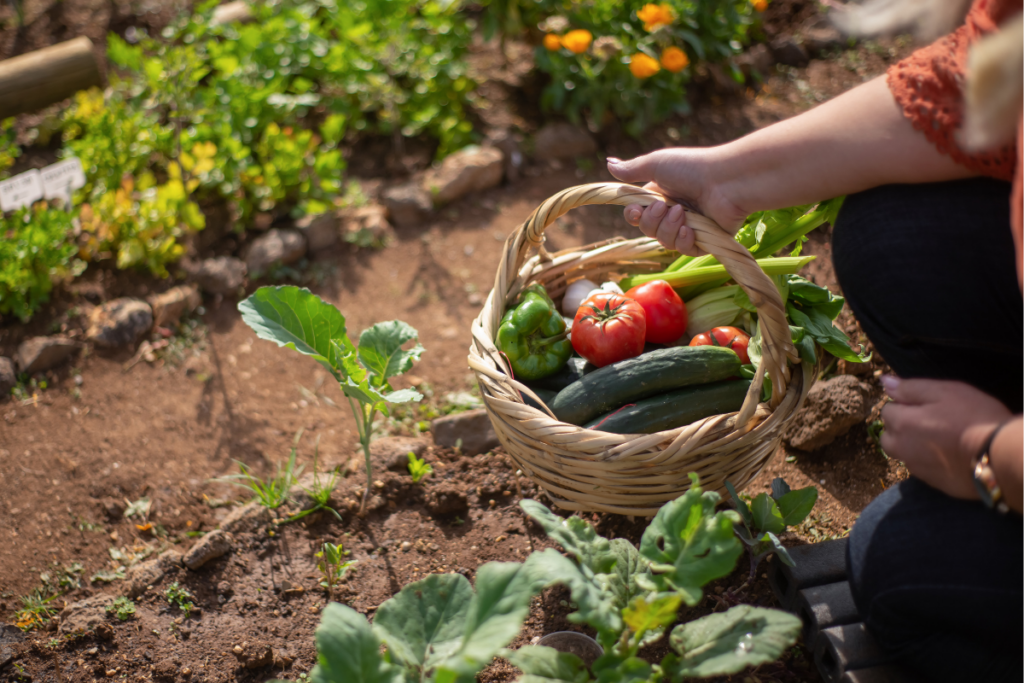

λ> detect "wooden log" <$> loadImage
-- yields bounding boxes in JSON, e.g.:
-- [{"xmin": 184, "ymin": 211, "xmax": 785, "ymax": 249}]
[
  {"xmin": 0, "ymin": 36, "xmax": 102, "ymax": 120},
  {"xmin": 211, "ymin": 1, "xmax": 253, "ymax": 26}
]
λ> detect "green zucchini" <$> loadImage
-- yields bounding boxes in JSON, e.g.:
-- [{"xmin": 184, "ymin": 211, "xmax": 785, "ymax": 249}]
[
  {"xmin": 522, "ymin": 387, "xmax": 557, "ymax": 412},
  {"xmin": 524, "ymin": 357, "xmax": 596, "ymax": 393},
  {"xmin": 550, "ymin": 346, "xmax": 742, "ymax": 426},
  {"xmin": 584, "ymin": 379, "xmax": 751, "ymax": 434}
]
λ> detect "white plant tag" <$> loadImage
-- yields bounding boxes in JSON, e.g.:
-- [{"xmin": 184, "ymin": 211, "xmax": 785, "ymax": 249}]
[
  {"xmin": 41, "ymin": 157, "xmax": 86, "ymax": 202},
  {"xmin": 0, "ymin": 170, "xmax": 45, "ymax": 212}
]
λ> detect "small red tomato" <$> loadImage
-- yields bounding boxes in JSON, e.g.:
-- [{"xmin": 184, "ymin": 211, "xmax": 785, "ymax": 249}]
[
  {"xmin": 625, "ymin": 280, "xmax": 687, "ymax": 344},
  {"xmin": 572, "ymin": 292, "xmax": 646, "ymax": 367},
  {"xmin": 689, "ymin": 326, "xmax": 751, "ymax": 364}
]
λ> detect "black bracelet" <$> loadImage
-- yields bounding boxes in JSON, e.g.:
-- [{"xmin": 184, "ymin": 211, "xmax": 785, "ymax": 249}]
[{"xmin": 976, "ymin": 419, "xmax": 1013, "ymax": 462}]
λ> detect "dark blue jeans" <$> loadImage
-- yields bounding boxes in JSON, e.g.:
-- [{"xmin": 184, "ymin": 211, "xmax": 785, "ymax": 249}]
[{"xmin": 833, "ymin": 178, "xmax": 1023, "ymax": 683}]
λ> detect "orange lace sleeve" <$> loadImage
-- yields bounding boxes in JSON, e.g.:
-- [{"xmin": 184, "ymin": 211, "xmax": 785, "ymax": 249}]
[{"xmin": 886, "ymin": 0, "xmax": 1020, "ymax": 181}]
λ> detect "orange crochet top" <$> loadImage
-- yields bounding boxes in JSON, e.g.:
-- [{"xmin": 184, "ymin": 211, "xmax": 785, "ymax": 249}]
[{"xmin": 886, "ymin": 0, "xmax": 1023, "ymax": 286}]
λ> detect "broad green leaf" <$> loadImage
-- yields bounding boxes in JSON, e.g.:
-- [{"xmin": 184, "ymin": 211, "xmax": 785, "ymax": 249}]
[
  {"xmin": 519, "ymin": 500, "xmax": 616, "ymax": 575},
  {"xmin": 310, "ymin": 603, "xmax": 401, "ymax": 683},
  {"xmin": 341, "ymin": 379, "xmax": 388, "ymax": 407},
  {"xmin": 385, "ymin": 388, "xmax": 423, "ymax": 404},
  {"xmin": 239, "ymin": 286, "xmax": 350, "ymax": 379},
  {"xmin": 371, "ymin": 573, "xmax": 472, "ymax": 674},
  {"xmin": 786, "ymin": 275, "xmax": 845, "ymax": 320},
  {"xmin": 750, "ymin": 494, "xmax": 786, "ymax": 535},
  {"xmin": 776, "ymin": 487, "xmax": 817, "ymax": 527},
  {"xmin": 763, "ymin": 532, "xmax": 794, "ymax": 567},
  {"xmin": 592, "ymin": 652, "xmax": 652, "ymax": 683},
  {"xmin": 622, "ymin": 593, "xmax": 682, "ymax": 638},
  {"xmin": 667, "ymin": 605, "xmax": 802, "ymax": 678},
  {"xmin": 522, "ymin": 548, "xmax": 622, "ymax": 640},
  {"xmin": 601, "ymin": 538, "xmax": 651, "ymax": 614},
  {"xmin": 770, "ymin": 478, "xmax": 791, "ymax": 500},
  {"xmin": 724, "ymin": 481, "xmax": 753, "ymax": 529},
  {"xmin": 358, "ymin": 320, "xmax": 424, "ymax": 386},
  {"xmin": 505, "ymin": 646, "xmax": 589, "ymax": 683},
  {"xmin": 638, "ymin": 477, "xmax": 742, "ymax": 606}
]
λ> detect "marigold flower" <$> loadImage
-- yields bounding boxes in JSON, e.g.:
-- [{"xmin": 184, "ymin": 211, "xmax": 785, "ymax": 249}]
[
  {"xmin": 561, "ymin": 29, "xmax": 593, "ymax": 54},
  {"xmin": 543, "ymin": 33, "xmax": 563, "ymax": 51},
  {"xmin": 660, "ymin": 46, "xmax": 689, "ymax": 72},
  {"xmin": 629, "ymin": 53, "xmax": 661, "ymax": 79},
  {"xmin": 637, "ymin": 3, "xmax": 675, "ymax": 32},
  {"xmin": 752, "ymin": 0, "xmax": 768, "ymax": 11}
]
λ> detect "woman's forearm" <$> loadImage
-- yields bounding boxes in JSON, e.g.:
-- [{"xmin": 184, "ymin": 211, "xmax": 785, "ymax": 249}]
[
  {"xmin": 709, "ymin": 75, "xmax": 978, "ymax": 215},
  {"xmin": 989, "ymin": 416, "xmax": 1023, "ymax": 513}
]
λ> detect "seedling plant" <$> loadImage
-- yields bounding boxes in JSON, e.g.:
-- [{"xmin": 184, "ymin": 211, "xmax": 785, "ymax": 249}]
[
  {"xmin": 14, "ymin": 589, "xmax": 60, "ymax": 632},
  {"xmin": 212, "ymin": 432, "xmax": 303, "ymax": 511},
  {"xmin": 290, "ymin": 434, "xmax": 344, "ymax": 522},
  {"xmin": 315, "ymin": 541, "xmax": 357, "ymax": 602},
  {"xmin": 164, "ymin": 582, "xmax": 195, "ymax": 617},
  {"xmin": 106, "ymin": 597, "xmax": 137, "ymax": 622},
  {"xmin": 725, "ymin": 477, "xmax": 818, "ymax": 579},
  {"xmin": 239, "ymin": 285, "xmax": 425, "ymax": 514},
  {"xmin": 282, "ymin": 474, "xmax": 802, "ymax": 683},
  {"xmin": 407, "ymin": 451, "xmax": 433, "ymax": 484}
]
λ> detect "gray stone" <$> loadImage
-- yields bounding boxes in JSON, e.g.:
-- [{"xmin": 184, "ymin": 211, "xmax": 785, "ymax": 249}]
[
  {"xmin": 183, "ymin": 529, "xmax": 234, "ymax": 570},
  {"xmin": 431, "ymin": 409, "xmax": 499, "ymax": 456},
  {"xmin": 533, "ymin": 123, "xmax": 597, "ymax": 161},
  {"xmin": 0, "ymin": 357, "xmax": 15, "ymax": 397},
  {"xmin": 422, "ymin": 145, "xmax": 504, "ymax": 206},
  {"xmin": 124, "ymin": 558, "xmax": 165, "ymax": 598},
  {"xmin": 297, "ymin": 212, "xmax": 340, "ymax": 252},
  {"xmin": 1, "ymin": 624, "xmax": 25, "ymax": 670},
  {"xmin": 370, "ymin": 436, "xmax": 431, "ymax": 471},
  {"xmin": 382, "ymin": 182, "xmax": 432, "ymax": 228},
  {"xmin": 86, "ymin": 298, "xmax": 153, "ymax": 347},
  {"xmin": 246, "ymin": 228, "xmax": 307, "ymax": 274},
  {"xmin": 148, "ymin": 285, "xmax": 201, "ymax": 329},
  {"xmin": 770, "ymin": 36, "xmax": 809, "ymax": 67},
  {"xmin": 59, "ymin": 594, "xmax": 115, "ymax": 635},
  {"xmin": 194, "ymin": 256, "xmax": 247, "ymax": 295},
  {"xmin": 787, "ymin": 375, "xmax": 872, "ymax": 451},
  {"xmin": 219, "ymin": 501, "xmax": 272, "ymax": 535},
  {"xmin": 341, "ymin": 204, "xmax": 392, "ymax": 246},
  {"xmin": 16, "ymin": 336, "xmax": 80, "ymax": 374}
]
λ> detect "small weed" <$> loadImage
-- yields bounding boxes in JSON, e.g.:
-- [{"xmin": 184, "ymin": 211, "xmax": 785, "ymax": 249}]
[
  {"xmin": 11, "ymin": 374, "xmax": 47, "ymax": 403},
  {"xmin": 14, "ymin": 588, "xmax": 59, "ymax": 631},
  {"xmin": 164, "ymin": 582, "xmax": 195, "ymax": 617},
  {"xmin": 211, "ymin": 436, "xmax": 302, "ymax": 510},
  {"xmin": 868, "ymin": 419, "xmax": 890, "ymax": 459},
  {"xmin": 451, "ymin": 516, "xmax": 465, "ymax": 526},
  {"xmin": 123, "ymin": 496, "xmax": 152, "ymax": 520},
  {"xmin": 286, "ymin": 433, "xmax": 343, "ymax": 524},
  {"xmin": 315, "ymin": 542, "xmax": 356, "ymax": 602},
  {"xmin": 407, "ymin": 451, "xmax": 433, "ymax": 484},
  {"xmin": 106, "ymin": 596, "xmax": 136, "ymax": 621}
]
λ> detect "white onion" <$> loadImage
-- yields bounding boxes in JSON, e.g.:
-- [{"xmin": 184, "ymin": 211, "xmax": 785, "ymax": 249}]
[{"xmin": 562, "ymin": 279, "xmax": 598, "ymax": 316}]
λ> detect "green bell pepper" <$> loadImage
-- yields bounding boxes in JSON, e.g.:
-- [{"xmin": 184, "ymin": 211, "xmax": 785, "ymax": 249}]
[{"xmin": 496, "ymin": 284, "xmax": 573, "ymax": 380}]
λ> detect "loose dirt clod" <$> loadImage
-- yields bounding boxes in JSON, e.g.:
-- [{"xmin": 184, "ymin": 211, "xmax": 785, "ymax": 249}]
[
  {"xmin": 183, "ymin": 529, "xmax": 235, "ymax": 570},
  {"xmin": 787, "ymin": 375, "xmax": 873, "ymax": 451},
  {"xmin": 58, "ymin": 595, "xmax": 116, "ymax": 635}
]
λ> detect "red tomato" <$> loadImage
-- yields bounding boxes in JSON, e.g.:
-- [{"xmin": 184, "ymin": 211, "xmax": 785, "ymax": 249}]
[
  {"xmin": 572, "ymin": 292, "xmax": 646, "ymax": 367},
  {"xmin": 689, "ymin": 326, "xmax": 751, "ymax": 364},
  {"xmin": 625, "ymin": 280, "xmax": 687, "ymax": 344}
]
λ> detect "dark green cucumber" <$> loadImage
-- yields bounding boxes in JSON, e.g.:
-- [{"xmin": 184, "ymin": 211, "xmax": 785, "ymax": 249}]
[
  {"xmin": 550, "ymin": 346, "xmax": 742, "ymax": 426},
  {"xmin": 584, "ymin": 380, "xmax": 751, "ymax": 434},
  {"xmin": 522, "ymin": 387, "xmax": 557, "ymax": 412},
  {"xmin": 524, "ymin": 357, "xmax": 597, "ymax": 392}
]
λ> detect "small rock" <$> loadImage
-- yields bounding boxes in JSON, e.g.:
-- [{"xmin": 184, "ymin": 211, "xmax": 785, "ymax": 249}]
[
  {"xmin": 93, "ymin": 623, "xmax": 115, "ymax": 641},
  {"xmin": 382, "ymin": 182, "xmax": 432, "ymax": 228},
  {"xmin": 183, "ymin": 529, "xmax": 234, "ymax": 570},
  {"xmin": 193, "ymin": 256, "xmax": 246, "ymax": 294},
  {"xmin": 425, "ymin": 481, "xmax": 469, "ymax": 516},
  {"xmin": 341, "ymin": 204, "xmax": 392, "ymax": 246},
  {"xmin": 220, "ymin": 500, "xmax": 272, "ymax": 534},
  {"xmin": 157, "ymin": 548, "xmax": 184, "ymax": 571},
  {"xmin": 802, "ymin": 26, "xmax": 845, "ymax": 56},
  {"xmin": 431, "ymin": 409, "xmax": 499, "ymax": 456},
  {"xmin": 153, "ymin": 658, "xmax": 179, "ymax": 681},
  {"xmin": 770, "ymin": 36, "xmax": 809, "ymax": 67},
  {"xmin": 59, "ymin": 595, "xmax": 115, "ymax": 635},
  {"xmin": 787, "ymin": 375, "xmax": 872, "ymax": 451},
  {"xmin": 1, "ymin": 624, "xmax": 25, "ymax": 669},
  {"xmin": 246, "ymin": 229, "xmax": 307, "ymax": 274},
  {"xmin": 86, "ymin": 298, "xmax": 153, "ymax": 348},
  {"xmin": 148, "ymin": 286, "xmax": 201, "ymax": 329},
  {"xmin": 0, "ymin": 357, "xmax": 15, "ymax": 397},
  {"xmin": 216, "ymin": 580, "xmax": 234, "ymax": 597},
  {"xmin": 125, "ymin": 558, "xmax": 165, "ymax": 598},
  {"xmin": 370, "ymin": 436, "xmax": 431, "ymax": 471},
  {"xmin": 297, "ymin": 212, "xmax": 340, "ymax": 252},
  {"xmin": 232, "ymin": 641, "xmax": 274, "ymax": 669},
  {"xmin": 366, "ymin": 494, "xmax": 387, "ymax": 512},
  {"xmin": 736, "ymin": 44, "xmax": 774, "ymax": 78},
  {"xmin": 16, "ymin": 336, "xmax": 80, "ymax": 374},
  {"xmin": 98, "ymin": 497, "xmax": 124, "ymax": 519},
  {"xmin": 400, "ymin": 541, "xmax": 412, "ymax": 552},
  {"xmin": 533, "ymin": 123, "xmax": 597, "ymax": 160},
  {"xmin": 422, "ymin": 145, "xmax": 504, "ymax": 206}
]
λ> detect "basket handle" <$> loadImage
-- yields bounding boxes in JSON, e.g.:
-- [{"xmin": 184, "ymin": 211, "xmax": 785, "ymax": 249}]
[{"xmin": 494, "ymin": 182, "xmax": 798, "ymax": 427}]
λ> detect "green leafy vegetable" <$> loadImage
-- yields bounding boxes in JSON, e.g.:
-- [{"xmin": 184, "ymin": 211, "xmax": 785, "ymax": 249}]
[{"xmin": 725, "ymin": 477, "xmax": 818, "ymax": 578}]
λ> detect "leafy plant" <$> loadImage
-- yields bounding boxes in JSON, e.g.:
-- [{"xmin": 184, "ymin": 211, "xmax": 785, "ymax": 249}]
[
  {"xmin": 106, "ymin": 596, "xmax": 137, "ymax": 622},
  {"xmin": 211, "ymin": 432, "xmax": 303, "ymax": 510},
  {"xmin": 725, "ymin": 477, "xmax": 818, "ymax": 578},
  {"xmin": 164, "ymin": 582, "xmax": 195, "ymax": 617},
  {"xmin": 290, "ymin": 434, "xmax": 344, "ymax": 522},
  {"xmin": 315, "ymin": 541, "xmax": 357, "ymax": 601},
  {"xmin": 407, "ymin": 451, "xmax": 433, "ymax": 484},
  {"xmin": 238, "ymin": 285, "xmax": 425, "ymax": 514},
  {"xmin": 14, "ymin": 589, "xmax": 60, "ymax": 632},
  {"xmin": 293, "ymin": 474, "xmax": 802, "ymax": 682}
]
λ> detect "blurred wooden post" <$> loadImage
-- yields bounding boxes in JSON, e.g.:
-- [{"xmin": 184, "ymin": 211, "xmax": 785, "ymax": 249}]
[{"xmin": 0, "ymin": 36, "xmax": 102, "ymax": 119}]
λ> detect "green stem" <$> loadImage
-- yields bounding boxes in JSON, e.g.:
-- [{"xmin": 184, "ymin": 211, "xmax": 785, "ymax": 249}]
[
  {"xmin": 359, "ymin": 405, "xmax": 376, "ymax": 516},
  {"xmin": 621, "ymin": 256, "xmax": 815, "ymax": 291}
]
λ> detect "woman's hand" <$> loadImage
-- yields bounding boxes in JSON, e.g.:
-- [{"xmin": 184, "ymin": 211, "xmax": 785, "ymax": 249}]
[{"xmin": 880, "ymin": 376, "xmax": 1015, "ymax": 501}]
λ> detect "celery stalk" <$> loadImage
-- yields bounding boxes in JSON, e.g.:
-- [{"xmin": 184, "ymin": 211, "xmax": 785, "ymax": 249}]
[{"xmin": 620, "ymin": 256, "xmax": 816, "ymax": 290}]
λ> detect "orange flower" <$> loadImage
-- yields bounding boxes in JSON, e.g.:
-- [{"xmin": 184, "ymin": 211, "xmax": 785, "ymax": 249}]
[
  {"xmin": 629, "ymin": 53, "xmax": 661, "ymax": 79},
  {"xmin": 752, "ymin": 0, "xmax": 768, "ymax": 11},
  {"xmin": 637, "ymin": 3, "xmax": 674, "ymax": 31},
  {"xmin": 660, "ymin": 46, "xmax": 689, "ymax": 72},
  {"xmin": 543, "ymin": 33, "xmax": 562, "ymax": 51},
  {"xmin": 561, "ymin": 29, "xmax": 593, "ymax": 54}
]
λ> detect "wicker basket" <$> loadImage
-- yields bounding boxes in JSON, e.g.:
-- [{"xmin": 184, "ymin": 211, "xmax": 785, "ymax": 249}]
[{"xmin": 468, "ymin": 183, "xmax": 816, "ymax": 516}]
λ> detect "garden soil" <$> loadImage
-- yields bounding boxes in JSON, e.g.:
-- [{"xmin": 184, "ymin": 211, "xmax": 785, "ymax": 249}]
[{"xmin": 0, "ymin": 4, "xmax": 916, "ymax": 681}]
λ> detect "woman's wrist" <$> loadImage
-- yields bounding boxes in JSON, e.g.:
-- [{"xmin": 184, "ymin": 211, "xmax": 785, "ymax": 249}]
[{"xmin": 986, "ymin": 416, "xmax": 1023, "ymax": 513}]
